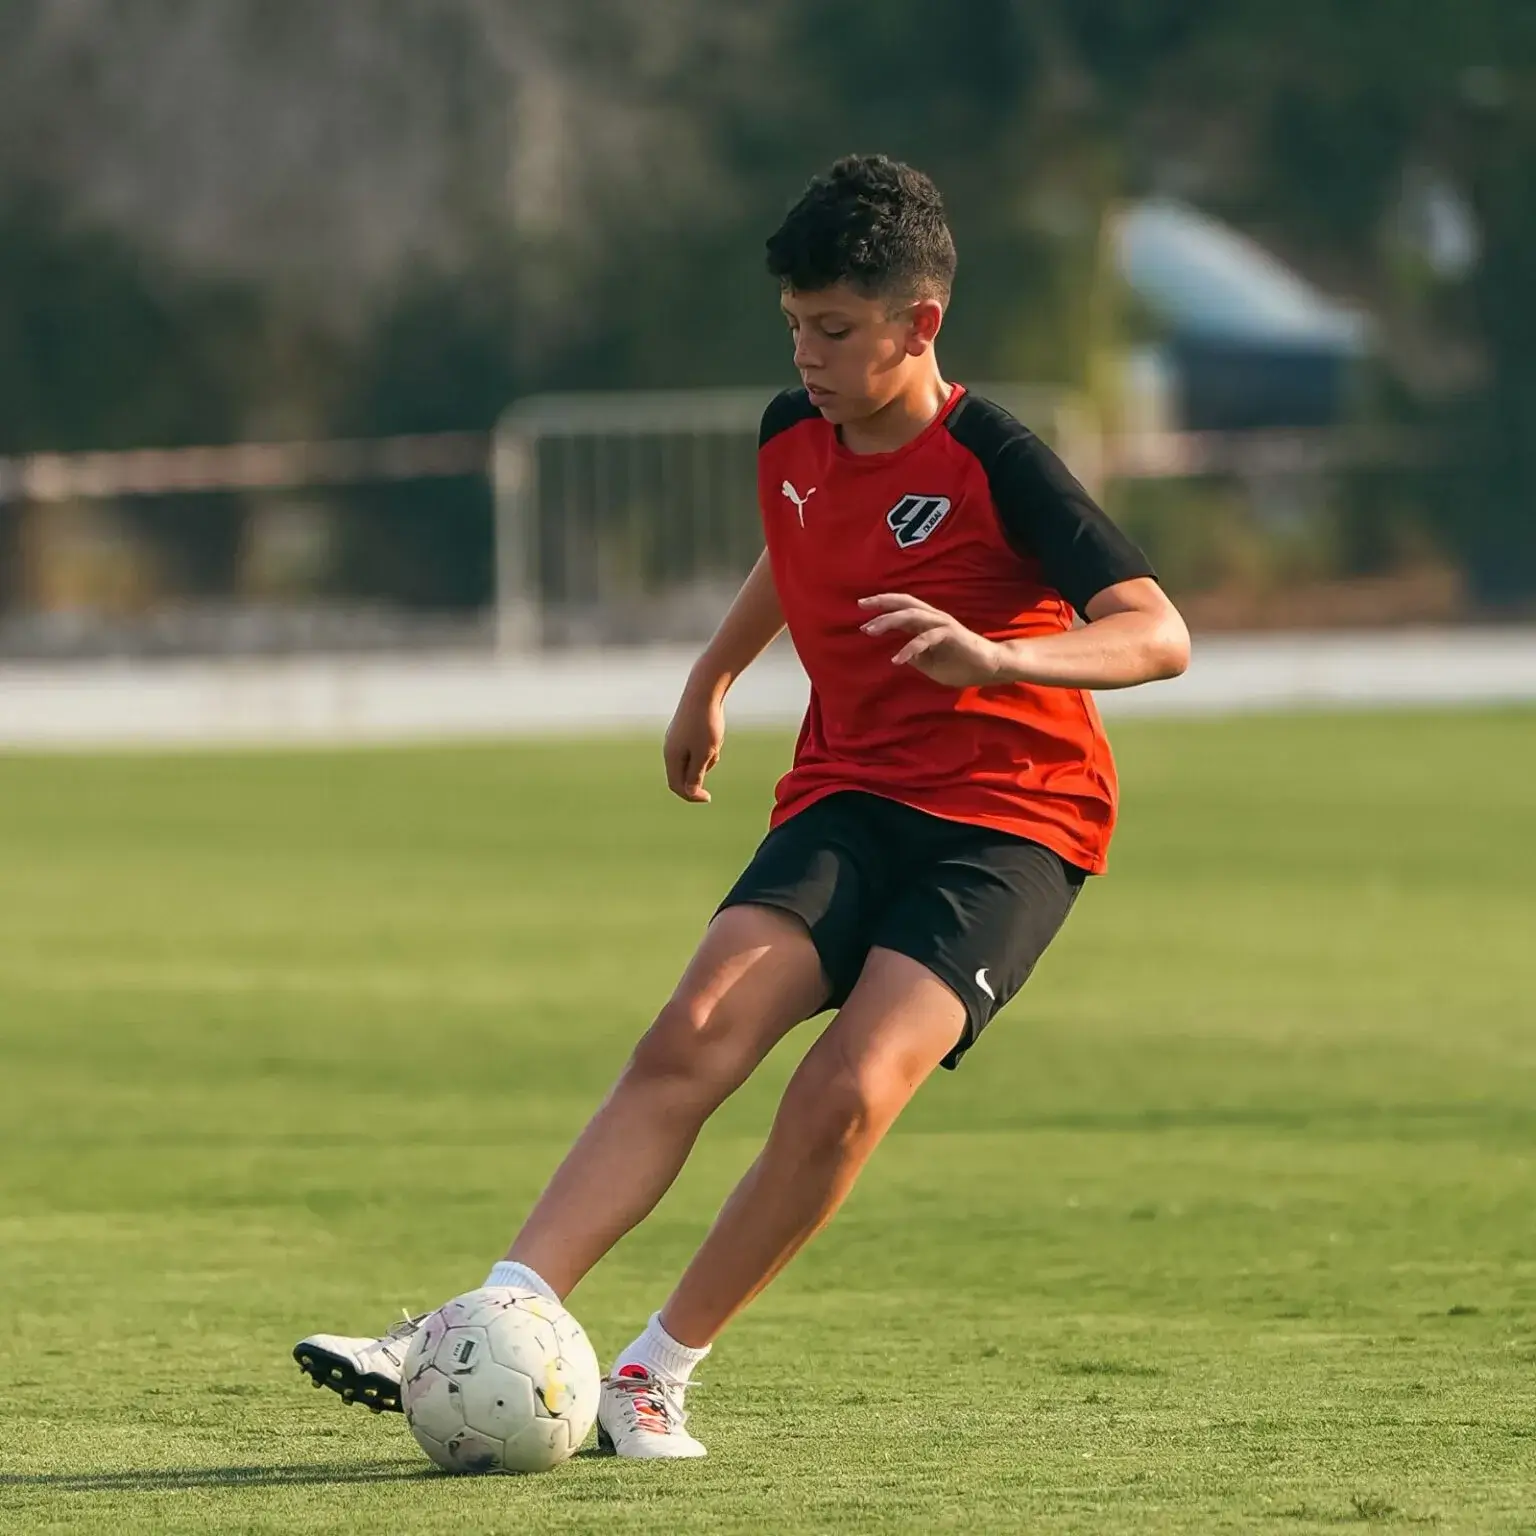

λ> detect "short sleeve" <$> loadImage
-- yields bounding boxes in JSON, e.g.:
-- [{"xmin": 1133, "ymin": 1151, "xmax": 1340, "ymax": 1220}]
[
  {"xmin": 759, "ymin": 387, "xmax": 819, "ymax": 448},
  {"xmin": 946, "ymin": 394, "xmax": 1156, "ymax": 617}
]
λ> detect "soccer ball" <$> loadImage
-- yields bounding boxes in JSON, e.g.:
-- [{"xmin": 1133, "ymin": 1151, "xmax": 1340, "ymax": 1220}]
[{"xmin": 400, "ymin": 1287, "xmax": 601, "ymax": 1474}]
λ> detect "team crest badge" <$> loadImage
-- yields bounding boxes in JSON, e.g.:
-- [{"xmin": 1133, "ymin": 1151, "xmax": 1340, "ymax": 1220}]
[{"xmin": 886, "ymin": 494, "xmax": 952, "ymax": 548}]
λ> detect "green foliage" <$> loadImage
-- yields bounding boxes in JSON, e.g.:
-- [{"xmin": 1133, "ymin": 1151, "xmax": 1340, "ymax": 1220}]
[
  {"xmin": 0, "ymin": 712, "xmax": 1534, "ymax": 1531},
  {"xmin": 0, "ymin": 193, "xmax": 257, "ymax": 455},
  {"xmin": 1111, "ymin": 467, "xmax": 1451, "ymax": 602}
]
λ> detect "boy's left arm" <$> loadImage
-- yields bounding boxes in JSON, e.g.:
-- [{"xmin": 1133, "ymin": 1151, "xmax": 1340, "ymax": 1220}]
[
  {"xmin": 995, "ymin": 576, "xmax": 1189, "ymax": 689},
  {"xmin": 859, "ymin": 577, "xmax": 1190, "ymax": 691}
]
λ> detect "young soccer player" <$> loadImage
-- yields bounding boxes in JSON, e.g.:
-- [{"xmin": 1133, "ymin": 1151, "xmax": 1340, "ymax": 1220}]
[{"xmin": 294, "ymin": 154, "xmax": 1189, "ymax": 1458}]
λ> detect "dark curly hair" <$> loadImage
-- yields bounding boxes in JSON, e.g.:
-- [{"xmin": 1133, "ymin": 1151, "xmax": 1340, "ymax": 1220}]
[{"xmin": 765, "ymin": 155, "xmax": 957, "ymax": 305}]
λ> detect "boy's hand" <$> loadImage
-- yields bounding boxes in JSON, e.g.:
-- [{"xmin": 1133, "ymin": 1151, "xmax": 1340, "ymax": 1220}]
[
  {"xmin": 663, "ymin": 685, "xmax": 725, "ymax": 803},
  {"xmin": 858, "ymin": 594, "xmax": 1003, "ymax": 688}
]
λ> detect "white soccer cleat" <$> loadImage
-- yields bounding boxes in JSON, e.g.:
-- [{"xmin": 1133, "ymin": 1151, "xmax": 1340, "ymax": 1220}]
[
  {"xmin": 292, "ymin": 1312, "xmax": 427, "ymax": 1414},
  {"xmin": 596, "ymin": 1363, "xmax": 707, "ymax": 1459}
]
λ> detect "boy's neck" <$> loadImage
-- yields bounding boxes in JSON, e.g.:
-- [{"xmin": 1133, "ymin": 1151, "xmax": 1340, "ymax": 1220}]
[{"xmin": 838, "ymin": 363, "xmax": 952, "ymax": 455}]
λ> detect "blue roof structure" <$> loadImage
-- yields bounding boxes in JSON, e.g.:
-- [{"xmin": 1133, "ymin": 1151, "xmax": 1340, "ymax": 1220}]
[{"xmin": 1114, "ymin": 199, "xmax": 1371, "ymax": 356}]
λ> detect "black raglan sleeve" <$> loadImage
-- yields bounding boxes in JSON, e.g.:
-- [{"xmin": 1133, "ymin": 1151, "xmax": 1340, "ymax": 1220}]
[
  {"xmin": 947, "ymin": 394, "xmax": 1156, "ymax": 617},
  {"xmin": 759, "ymin": 386, "xmax": 819, "ymax": 447}
]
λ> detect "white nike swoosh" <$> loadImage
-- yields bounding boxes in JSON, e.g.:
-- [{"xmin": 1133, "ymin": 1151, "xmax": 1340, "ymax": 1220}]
[{"xmin": 975, "ymin": 967, "xmax": 995, "ymax": 1000}]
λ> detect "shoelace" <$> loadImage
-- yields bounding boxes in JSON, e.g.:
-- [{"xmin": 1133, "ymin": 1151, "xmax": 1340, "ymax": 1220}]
[
  {"xmin": 377, "ymin": 1310, "xmax": 429, "ymax": 1363},
  {"xmin": 606, "ymin": 1370, "xmax": 698, "ymax": 1435}
]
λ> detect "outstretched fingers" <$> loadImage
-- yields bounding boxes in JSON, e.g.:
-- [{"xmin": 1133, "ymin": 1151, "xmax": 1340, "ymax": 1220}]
[{"xmin": 890, "ymin": 629, "xmax": 947, "ymax": 667}]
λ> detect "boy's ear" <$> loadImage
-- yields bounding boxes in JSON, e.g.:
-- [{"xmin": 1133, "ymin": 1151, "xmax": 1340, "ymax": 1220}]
[{"xmin": 904, "ymin": 298, "xmax": 944, "ymax": 355}]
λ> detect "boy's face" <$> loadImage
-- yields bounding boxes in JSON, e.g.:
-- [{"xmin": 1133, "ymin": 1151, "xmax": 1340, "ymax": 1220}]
[{"xmin": 780, "ymin": 283, "xmax": 943, "ymax": 425}]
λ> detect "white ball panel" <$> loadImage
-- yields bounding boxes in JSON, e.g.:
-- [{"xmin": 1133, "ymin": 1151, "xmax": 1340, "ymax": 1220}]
[
  {"xmin": 485, "ymin": 1310, "xmax": 561, "ymax": 1382},
  {"xmin": 401, "ymin": 1310, "xmax": 449, "ymax": 1376},
  {"xmin": 451, "ymin": 1285, "xmax": 543, "ymax": 1328},
  {"xmin": 433, "ymin": 1324, "xmax": 491, "ymax": 1378},
  {"xmin": 441, "ymin": 1426, "xmax": 505, "ymax": 1476},
  {"xmin": 408, "ymin": 1423, "xmax": 452, "ymax": 1472},
  {"xmin": 458, "ymin": 1360, "xmax": 538, "ymax": 1440},
  {"xmin": 501, "ymin": 1415, "xmax": 571, "ymax": 1474},
  {"xmin": 402, "ymin": 1364, "xmax": 468, "ymax": 1469}
]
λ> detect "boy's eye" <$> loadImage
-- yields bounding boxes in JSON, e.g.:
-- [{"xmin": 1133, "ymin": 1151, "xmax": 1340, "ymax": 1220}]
[{"xmin": 822, "ymin": 328, "xmax": 849, "ymax": 340}]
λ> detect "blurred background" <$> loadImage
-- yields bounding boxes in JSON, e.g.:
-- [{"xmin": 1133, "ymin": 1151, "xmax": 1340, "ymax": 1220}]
[{"xmin": 0, "ymin": 0, "xmax": 1533, "ymax": 733}]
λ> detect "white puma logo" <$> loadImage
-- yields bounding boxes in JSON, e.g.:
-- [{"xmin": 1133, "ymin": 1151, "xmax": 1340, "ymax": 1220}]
[
  {"xmin": 975, "ymin": 967, "xmax": 995, "ymax": 1001},
  {"xmin": 781, "ymin": 480, "xmax": 816, "ymax": 527}
]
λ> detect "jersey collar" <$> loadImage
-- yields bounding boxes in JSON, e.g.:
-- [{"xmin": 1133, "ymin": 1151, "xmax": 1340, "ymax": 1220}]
[{"xmin": 830, "ymin": 382, "xmax": 967, "ymax": 469}]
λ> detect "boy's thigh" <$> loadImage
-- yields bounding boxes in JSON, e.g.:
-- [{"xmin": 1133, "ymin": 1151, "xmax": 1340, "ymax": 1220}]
[
  {"xmin": 671, "ymin": 901, "xmax": 829, "ymax": 1040},
  {"xmin": 804, "ymin": 946, "xmax": 971, "ymax": 1094},
  {"xmin": 640, "ymin": 903, "xmax": 831, "ymax": 1092},
  {"xmin": 871, "ymin": 830, "xmax": 1086, "ymax": 1070}
]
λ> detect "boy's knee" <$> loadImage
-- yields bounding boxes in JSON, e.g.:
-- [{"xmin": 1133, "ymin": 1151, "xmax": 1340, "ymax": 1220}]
[
  {"xmin": 779, "ymin": 1062, "xmax": 893, "ymax": 1161},
  {"xmin": 624, "ymin": 996, "xmax": 751, "ymax": 1107}
]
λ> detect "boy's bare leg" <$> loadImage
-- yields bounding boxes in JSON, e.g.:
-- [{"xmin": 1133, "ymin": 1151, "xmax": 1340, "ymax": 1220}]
[
  {"xmin": 504, "ymin": 903, "xmax": 827, "ymax": 1298},
  {"xmin": 658, "ymin": 947, "xmax": 964, "ymax": 1347}
]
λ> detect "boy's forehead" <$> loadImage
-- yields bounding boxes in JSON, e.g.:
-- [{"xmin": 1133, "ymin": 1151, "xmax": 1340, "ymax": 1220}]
[{"xmin": 780, "ymin": 283, "xmax": 886, "ymax": 316}]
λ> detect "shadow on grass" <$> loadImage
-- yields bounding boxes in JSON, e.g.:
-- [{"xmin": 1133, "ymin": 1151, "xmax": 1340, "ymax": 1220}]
[
  {"xmin": 0, "ymin": 1460, "xmax": 431, "ymax": 1492},
  {"xmin": 1, "ymin": 1448, "xmax": 615, "ymax": 1493}
]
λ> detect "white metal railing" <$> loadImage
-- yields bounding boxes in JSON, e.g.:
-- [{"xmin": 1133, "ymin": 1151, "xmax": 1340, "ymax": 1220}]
[
  {"xmin": 0, "ymin": 396, "xmax": 1436, "ymax": 658},
  {"xmin": 491, "ymin": 383, "xmax": 1096, "ymax": 652}
]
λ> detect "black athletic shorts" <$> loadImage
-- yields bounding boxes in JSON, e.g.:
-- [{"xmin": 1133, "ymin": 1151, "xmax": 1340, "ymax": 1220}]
[{"xmin": 717, "ymin": 790, "xmax": 1086, "ymax": 1070}]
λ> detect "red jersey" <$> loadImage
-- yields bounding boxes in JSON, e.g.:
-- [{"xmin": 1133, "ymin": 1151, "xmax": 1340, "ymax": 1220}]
[{"xmin": 757, "ymin": 383, "xmax": 1155, "ymax": 875}]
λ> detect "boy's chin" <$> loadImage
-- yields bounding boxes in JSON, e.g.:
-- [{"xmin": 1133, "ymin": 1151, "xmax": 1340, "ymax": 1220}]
[{"xmin": 809, "ymin": 393, "xmax": 866, "ymax": 425}]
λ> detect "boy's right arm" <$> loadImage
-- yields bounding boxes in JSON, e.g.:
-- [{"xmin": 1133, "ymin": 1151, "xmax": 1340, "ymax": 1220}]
[{"xmin": 663, "ymin": 550, "xmax": 785, "ymax": 803}]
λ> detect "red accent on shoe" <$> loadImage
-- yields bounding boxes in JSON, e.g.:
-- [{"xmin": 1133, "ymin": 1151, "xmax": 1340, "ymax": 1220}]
[{"xmin": 612, "ymin": 1363, "xmax": 672, "ymax": 1434}]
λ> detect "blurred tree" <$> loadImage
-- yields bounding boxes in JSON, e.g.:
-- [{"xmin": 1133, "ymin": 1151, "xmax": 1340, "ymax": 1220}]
[{"xmin": 0, "ymin": 189, "xmax": 257, "ymax": 454}]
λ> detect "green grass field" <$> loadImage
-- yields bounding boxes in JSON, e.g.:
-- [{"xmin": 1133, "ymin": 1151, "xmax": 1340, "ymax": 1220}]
[{"xmin": 1, "ymin": 710, "xmax": 1533, "ymax": 1534}]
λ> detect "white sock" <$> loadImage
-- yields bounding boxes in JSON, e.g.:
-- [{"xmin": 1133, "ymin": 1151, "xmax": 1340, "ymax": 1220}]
[
  {"xmin": 614, "ymin": 1311, "xmax": 711, "ymax": 1386},
  {"xmin": 483, "ymin": 1259, "xmax": 561, "ymax": 1304}
]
